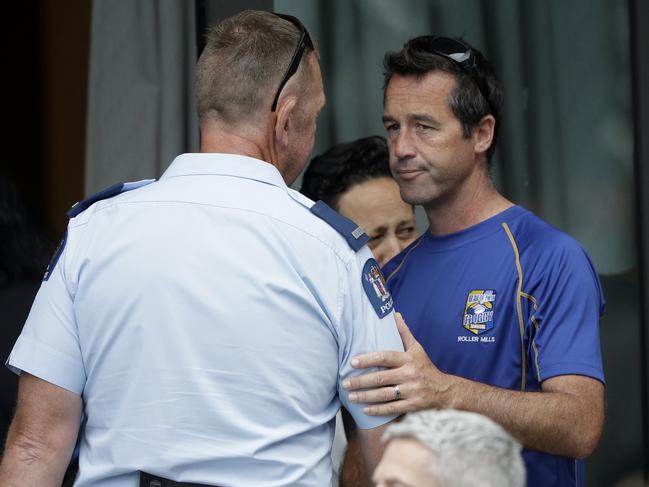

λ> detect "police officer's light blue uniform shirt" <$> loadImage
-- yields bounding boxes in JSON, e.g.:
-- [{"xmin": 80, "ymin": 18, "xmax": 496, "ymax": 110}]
[
  {"xmin": 382, "ymin": 205, "xmax": 605, "ymax": 487},
  {"xmin": 7, "ymin": 153, "xmax": 403, "ymax": 487}
]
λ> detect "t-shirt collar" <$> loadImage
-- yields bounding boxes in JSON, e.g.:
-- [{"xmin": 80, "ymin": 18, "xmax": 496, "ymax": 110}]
[{"xmin": 422, "ymin": 205, "xmax": 527, "ymax": 252}]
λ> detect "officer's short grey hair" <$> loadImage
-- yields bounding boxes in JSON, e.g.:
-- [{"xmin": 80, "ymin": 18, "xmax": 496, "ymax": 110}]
[
  {"xmin": 195, "ymin": 10, "xmax": 315, "ymax": 126},
  {"xmin": 383, "ymin": 409, "xmax": 526, "ymax": 487}
]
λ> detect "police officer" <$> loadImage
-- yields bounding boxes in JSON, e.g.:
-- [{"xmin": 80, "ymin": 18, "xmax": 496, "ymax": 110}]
[{"xmin": 0, "ymin": 11, "xmax": 403, "ymax": 487}]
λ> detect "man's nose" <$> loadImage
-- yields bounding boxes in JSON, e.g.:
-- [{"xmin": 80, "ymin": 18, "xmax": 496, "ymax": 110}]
[{"xmin": 392, "ymin": 129, "xmax": 416, "ymax": 160}]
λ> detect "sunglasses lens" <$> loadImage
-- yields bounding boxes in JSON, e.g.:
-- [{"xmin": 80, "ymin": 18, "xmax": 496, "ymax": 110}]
[
  {"xmin": 422, "ymin": 37, "xmax": 471, "ymax": 65},
  {"xmin": 432, "ymin": 37, "xmax": 464, "ymax": 55},
  {"xmin": 414, "ymin": 36, "xmax": 491, "ymax": 114}
]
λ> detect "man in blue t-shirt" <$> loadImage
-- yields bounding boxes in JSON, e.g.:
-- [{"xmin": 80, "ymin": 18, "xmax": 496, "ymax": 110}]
[{"xmin": 343, "ymin": 36, "xmax": 604, "ymax": 487}]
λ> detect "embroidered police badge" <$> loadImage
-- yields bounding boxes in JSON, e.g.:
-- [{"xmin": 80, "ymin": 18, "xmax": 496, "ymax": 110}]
[
  {"xmin": 462, "ymin": 289, "xmax": 496, "ymax": 335},
  {"xmin": 362, "ymin": 259, "xmax": 393, "ymax": 318}
]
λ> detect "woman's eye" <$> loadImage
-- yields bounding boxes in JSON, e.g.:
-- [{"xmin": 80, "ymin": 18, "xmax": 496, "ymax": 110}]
[{"xmin": 397, "ymin": 227, "xmax": 416, "ymax": 238}]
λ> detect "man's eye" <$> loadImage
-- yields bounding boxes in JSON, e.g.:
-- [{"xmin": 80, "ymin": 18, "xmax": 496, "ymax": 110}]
[{"xmin": 385, "ymin": 123, "xmax": 399, "ymax": 132}]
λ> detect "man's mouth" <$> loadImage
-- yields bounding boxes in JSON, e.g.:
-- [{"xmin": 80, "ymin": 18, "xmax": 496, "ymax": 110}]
[{"xmin": 396, "ymin": 169, "xmax": 425, "ymax": 181}]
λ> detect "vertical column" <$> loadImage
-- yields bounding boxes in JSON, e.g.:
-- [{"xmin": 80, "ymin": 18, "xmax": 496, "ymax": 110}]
[{"xmin": 630, "ymin": 0, "xmax": 649, "ymax": 483}]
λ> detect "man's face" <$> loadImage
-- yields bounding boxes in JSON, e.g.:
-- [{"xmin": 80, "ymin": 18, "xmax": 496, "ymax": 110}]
[
  {"xmin": 337, "ymin": 177, "xmax": 416, "ymax": 266},
  {"xmin": 382, "ymin": 71, "xmax": 479, "ymax": 208},
  {"xmin": 373, "ymin": 437, "xmax": 437, "ymax": 487},
  {"xmin": 284, "ymin": 54, "xmax": 326, "ymax": 185}
]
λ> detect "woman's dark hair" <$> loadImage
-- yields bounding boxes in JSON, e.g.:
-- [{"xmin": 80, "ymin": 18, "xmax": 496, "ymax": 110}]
[
  {"xmin": 0, "ymin": 175, "xmax": 53, "ymax": 286},
  {"xmin": 300, "ymin": 135, "xmax": 392, "ymax": 210}
]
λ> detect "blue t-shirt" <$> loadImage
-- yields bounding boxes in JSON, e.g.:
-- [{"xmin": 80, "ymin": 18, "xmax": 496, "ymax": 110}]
[{"xmin": 382, "ymin": 205, "xmax": 605, "ymax": 487}]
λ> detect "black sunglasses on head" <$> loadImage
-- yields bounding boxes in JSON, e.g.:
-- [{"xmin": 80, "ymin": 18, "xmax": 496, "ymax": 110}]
[
  {"xmin": 270, "ymin": 13, "xmax": 314, "ymax": 112},
  {"xmin": 415, "ymin": 35, "xmax": 494, "ymax": 115}
]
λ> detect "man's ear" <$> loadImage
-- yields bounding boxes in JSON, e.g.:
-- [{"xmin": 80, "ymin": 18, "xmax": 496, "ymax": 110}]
[
  {"xmin": 473, "ymin": 114, "xmax": 496, "ymax": 156},
  {"xmin": 273, "ymin": 95, "xmax": 299, "ymax": 148}
]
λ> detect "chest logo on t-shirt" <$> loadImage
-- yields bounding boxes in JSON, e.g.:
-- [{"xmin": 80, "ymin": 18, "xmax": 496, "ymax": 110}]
[{"xmin": 462, "ymin": 289, "xmax": 496, "ymax": 335}]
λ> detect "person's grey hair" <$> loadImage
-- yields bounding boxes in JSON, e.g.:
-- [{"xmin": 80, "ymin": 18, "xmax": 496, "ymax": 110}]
[
  {"xmin": 383, "ymin": 409, "xmax": 525, "ymax": 487},
  {"xmin": 195, "ymin": 10, "xmax": 315, "ymax": 125}
]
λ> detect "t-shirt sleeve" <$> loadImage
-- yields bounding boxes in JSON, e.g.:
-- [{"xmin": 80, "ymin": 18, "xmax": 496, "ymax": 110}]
[
  {"xmin": 528, "ymin": 239, "xmax": 605, "ymax": 384},
  {"xmin": 6, "ymin": 232, "xmax": 86, "ymax": 395},
  {"xmin": 337, "ymin": 246, "xmax": 404, "ymax": 429}
]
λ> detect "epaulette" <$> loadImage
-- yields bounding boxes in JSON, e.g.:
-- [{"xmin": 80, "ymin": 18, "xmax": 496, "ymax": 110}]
[
  {"xmin": 285, "ymin": 190, "xmax": 369, "ymax": 252},
  {"xmin": 43, "ymin": 179, "xmax": 155, "ymax": 281},
  {"xmin": 310, "ymin": 200, "xmax": 369, "ymax": 252},
  {"xmin": 67, "ymin": 179, "xmax": 156, "ymax": 218}
]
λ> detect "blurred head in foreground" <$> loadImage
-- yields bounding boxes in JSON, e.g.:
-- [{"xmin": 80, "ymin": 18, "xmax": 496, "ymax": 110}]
[{"xmin": 373, "ymin": 409, "xmax": 525, "ymax": 487}]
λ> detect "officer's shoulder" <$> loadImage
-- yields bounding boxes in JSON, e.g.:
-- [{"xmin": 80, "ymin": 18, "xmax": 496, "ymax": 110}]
[
  {"xmin": 68, "ymin": 179, "xmax": 156, "ymax": 223},
  {"xmin": 286, "ymin": 189, "xmax": 369, "ymax": 252}
]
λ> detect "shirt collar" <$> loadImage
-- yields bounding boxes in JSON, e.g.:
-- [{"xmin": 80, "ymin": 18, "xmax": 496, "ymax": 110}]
[{"xmin": 161, "ymin": 153, "xmax": 288, "ymax": 189}]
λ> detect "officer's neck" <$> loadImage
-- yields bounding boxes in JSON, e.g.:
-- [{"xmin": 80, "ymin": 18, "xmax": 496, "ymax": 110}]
[{"xmin": 199, "ymin": 122, "xmax": 272, "ymax": 165}]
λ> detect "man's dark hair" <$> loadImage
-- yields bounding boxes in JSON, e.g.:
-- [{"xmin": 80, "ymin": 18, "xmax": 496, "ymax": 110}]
[
  {"xmin": 383, "ymin": 36, "xmax": 503, "ymax": 162},
  {"xmin": 300, "ymin": 136, "xmax": 392, "ymax": 210}
]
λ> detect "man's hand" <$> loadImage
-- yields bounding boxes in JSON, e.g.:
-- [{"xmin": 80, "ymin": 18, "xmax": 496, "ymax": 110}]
[
  {"xmin": 341, "ymin": 314, "xmax": 604, "ymax": 459},
  {"xmin": 342, "ymin": 313, "xmax": 453, "ymax": 415}
]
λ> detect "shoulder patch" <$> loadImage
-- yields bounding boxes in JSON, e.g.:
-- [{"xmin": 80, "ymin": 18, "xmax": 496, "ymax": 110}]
[
  {"xmin": 362, "ymin": 259, "xmax": 394, "ymax": 318},
  {"xmin": 361, "ymin": 259, "xmax": 394, "ymax": 318},
  {"xmin": 67, "ymin": 179, "xmax": 155, "ymax": 218},
  {"xmin": 310, "ymin": 200, "xmax": 369, "ymax": 251},
  {"xmin": 43, "ymin": 232, "xmax": 67, "ymax": 281}
]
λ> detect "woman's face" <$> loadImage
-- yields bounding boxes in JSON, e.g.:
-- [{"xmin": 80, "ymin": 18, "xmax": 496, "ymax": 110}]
[{"xmin": 337, "ymin": 177, "xmax": 417, "ymax": 266}]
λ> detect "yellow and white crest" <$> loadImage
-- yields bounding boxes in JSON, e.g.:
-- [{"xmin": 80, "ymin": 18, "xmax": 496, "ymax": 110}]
[{"xmin": 462, "ymin": 289, "xmax": 496, "ymax": 335}]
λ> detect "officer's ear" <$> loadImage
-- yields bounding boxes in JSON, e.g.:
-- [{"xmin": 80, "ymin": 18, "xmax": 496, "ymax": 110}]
[
  {"xmin": 473, "ymin": 114, "xmax": 495, "ymax": 156},
  {"xmin": 273, "ymin": 95, "xmax": 299, "ymax": 148}
]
